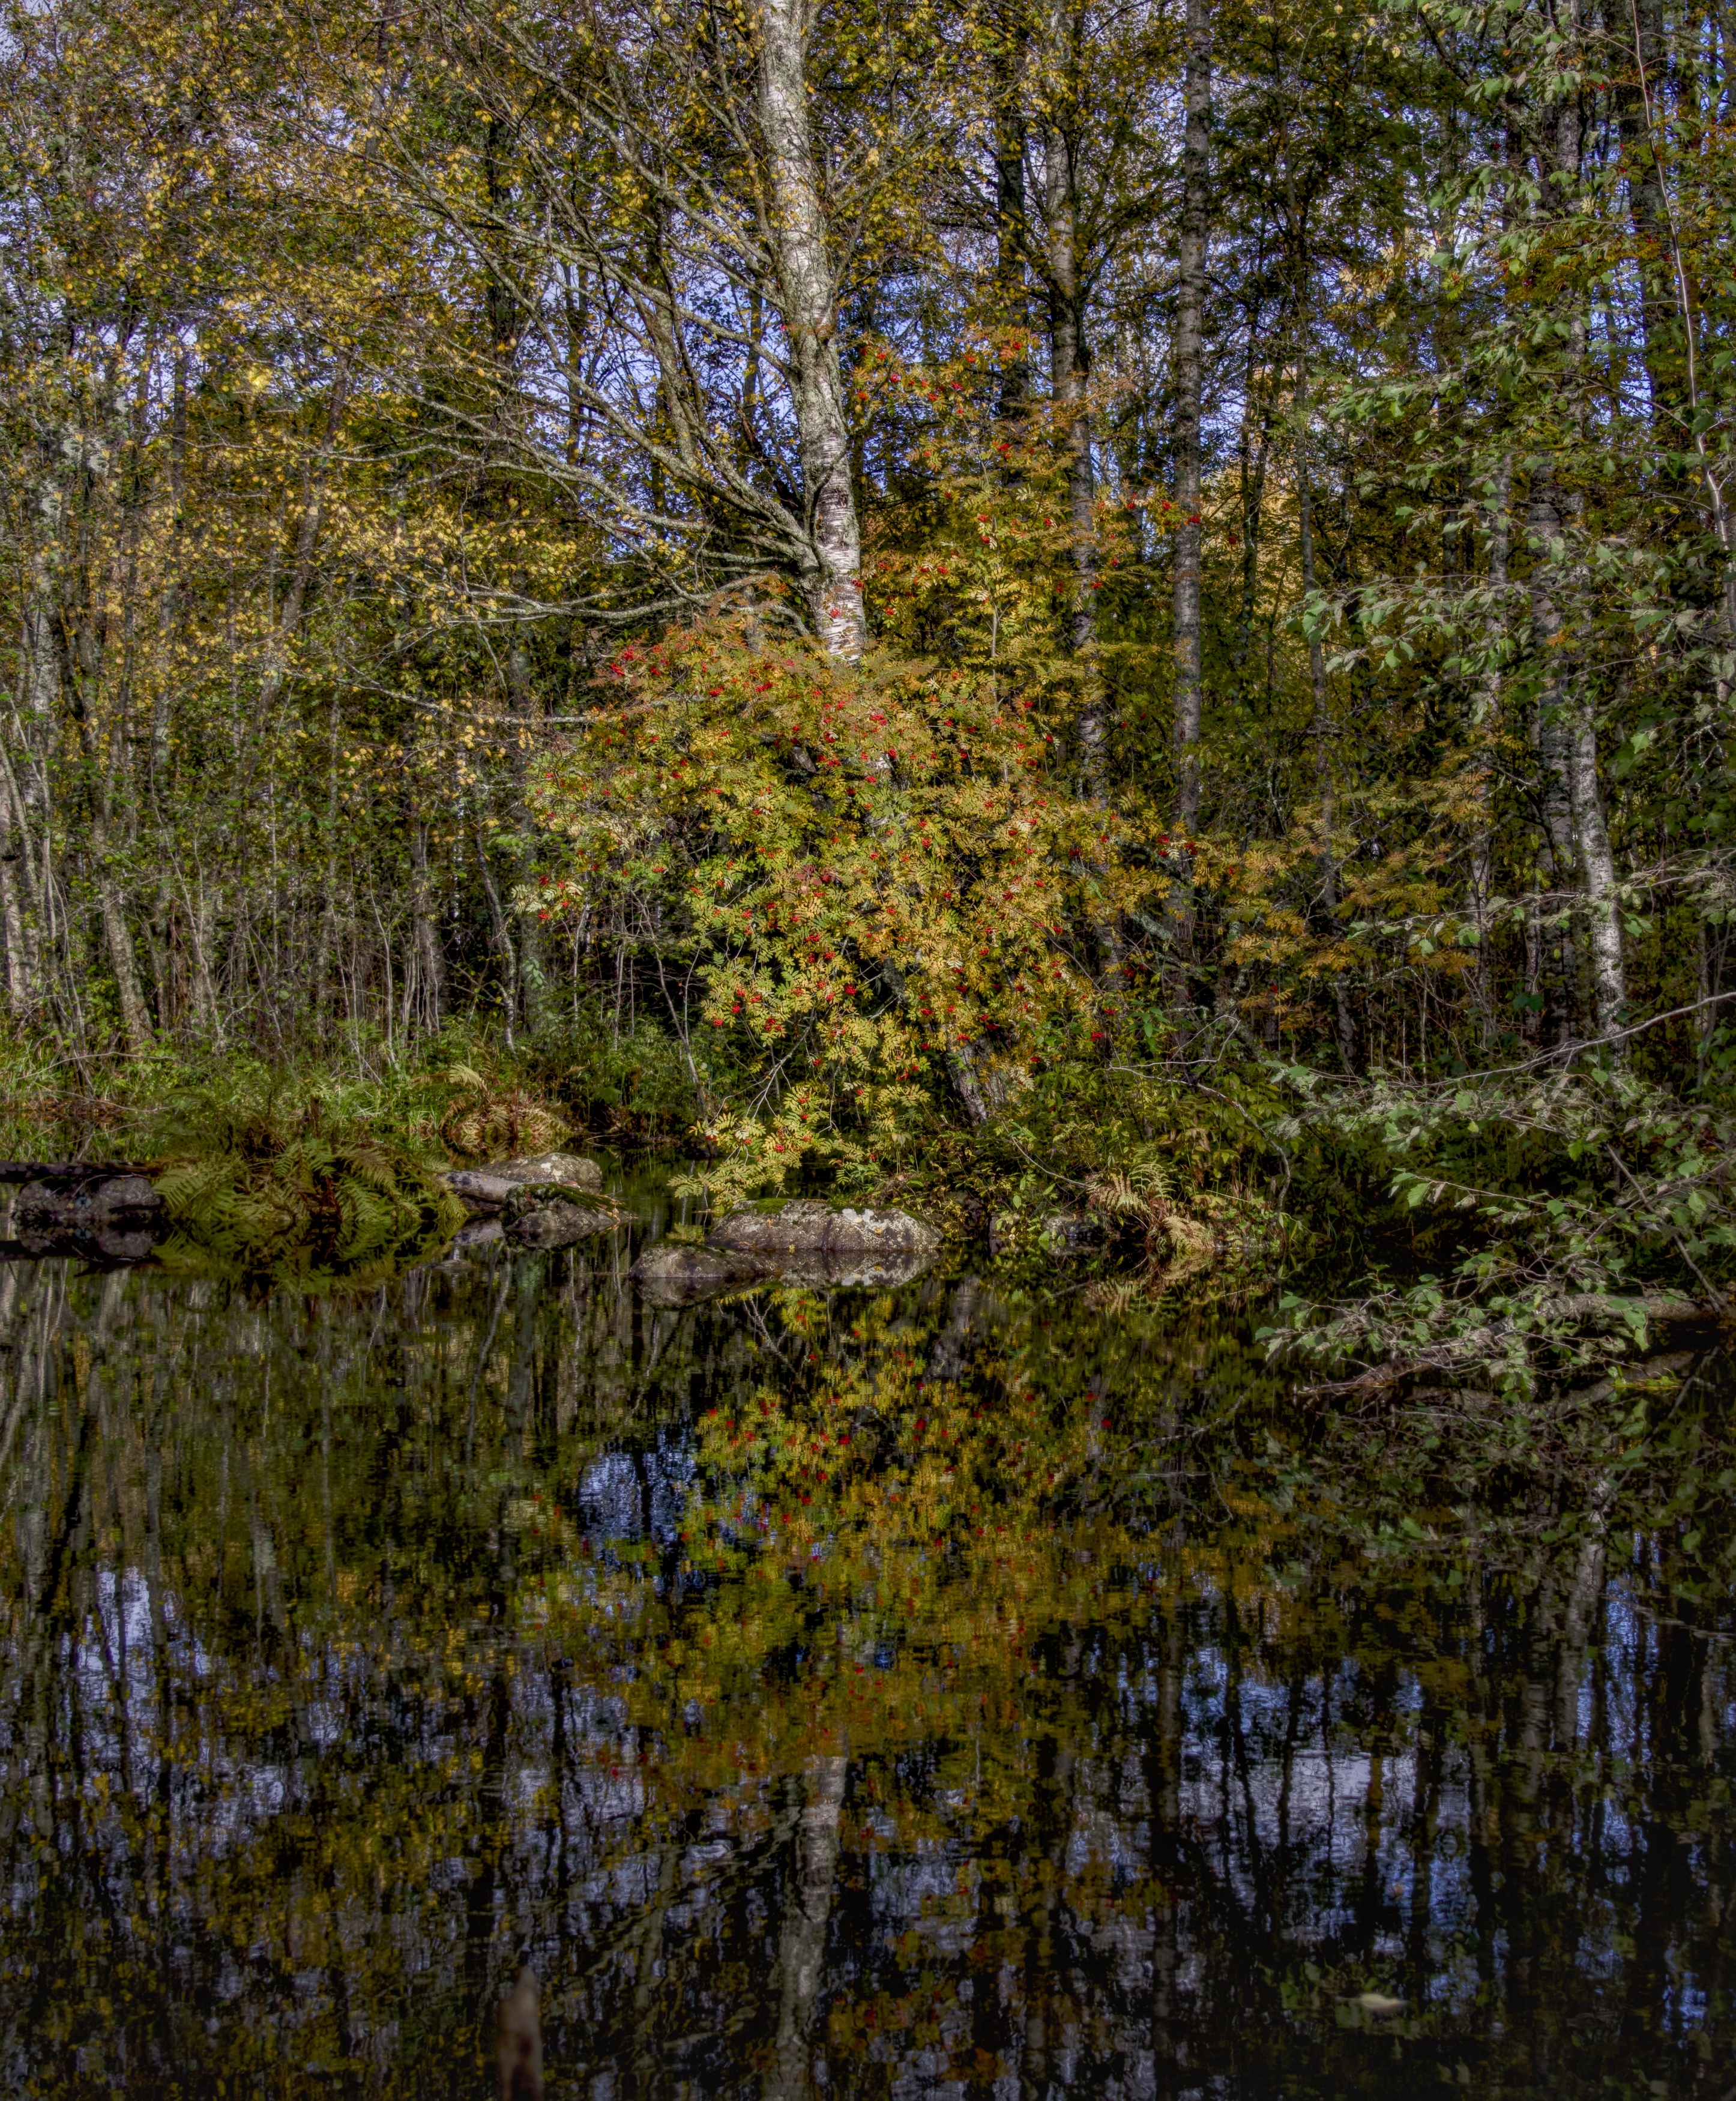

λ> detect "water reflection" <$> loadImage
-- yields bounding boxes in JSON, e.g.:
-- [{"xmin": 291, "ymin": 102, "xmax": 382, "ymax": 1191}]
[{"xmin": 1, "ymin": 1177, "xmax": 1734, "ymax": 2098}]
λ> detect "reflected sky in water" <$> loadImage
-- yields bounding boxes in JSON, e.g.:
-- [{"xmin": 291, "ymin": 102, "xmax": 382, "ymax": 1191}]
[{"xmin": 2, "ymin": 1166, "xmax": 1734, "ymax": 2097}]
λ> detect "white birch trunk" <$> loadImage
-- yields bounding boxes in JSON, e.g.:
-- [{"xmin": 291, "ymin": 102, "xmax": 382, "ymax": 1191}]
[
  {"xmin": 1044, "ymin": 123, "xmax": 1108, "ymax": 803},
  {"xmin": 24, "ymin": 433, "xmax": 154, "ymax": 1052},
  {"xmin": 757, "ymin": 0, "xmax": 864, "ymax": 659},
  {"xmin": 1468, "ymin": 459, "xmax": 1510, "ymax": 1046},
  {"xmin": 0, "ymin": 709, "xmax": 37, "ymax": 1014},
  {"xmin": 1294, "ymin": 362, "xmax": 1355, "ymax": 1072},
  {"xmin": 507, "ymin": 616, "xmax": 549, "ymax": 1035},
  {"xmin": 91, "ymin": 807, "xmax": 152, "ymax": 1056},
  {"xmin": 1571, "ymin": 708, "xmax": 1625, "ymax": 1041},
  {"xmin": 1171, "ymin": 0, "xmax": 1210, "ymax": 835},
  {"xmin": 1528, "ymin": 466, "xmax": 1626, "ymax": 1044},
  {"xmin": 1528, "ymin": 482, "xmax": 1584, "ymax": 1046},
  {"xmin": 0, "ymin": 836, "xmax": 25, "ymax": 1016},
  {"xmin": 1519, "ymin": 57, "xmax": 1626, "ymax": 1047}
]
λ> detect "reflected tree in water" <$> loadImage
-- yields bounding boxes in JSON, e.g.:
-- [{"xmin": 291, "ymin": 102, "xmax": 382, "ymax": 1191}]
[{"xmin": 2, "ymin": 1235, "xmax": 1734, "ymax": 2097}]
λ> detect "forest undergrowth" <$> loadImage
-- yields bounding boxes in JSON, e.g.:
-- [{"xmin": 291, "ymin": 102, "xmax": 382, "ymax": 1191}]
[
  {"xmin": 10, "ymin": 971, "xmax": 1735, "ymax": 1402},
  {"xmin": 7, "ymin": 0, "xmax": 1736, "ymax": 1398}
]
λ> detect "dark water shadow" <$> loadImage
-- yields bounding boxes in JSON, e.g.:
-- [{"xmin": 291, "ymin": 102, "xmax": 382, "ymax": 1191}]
[{"xmin": 1, "ymin": 1162, "xmax": 1734, "ymax": 2097}]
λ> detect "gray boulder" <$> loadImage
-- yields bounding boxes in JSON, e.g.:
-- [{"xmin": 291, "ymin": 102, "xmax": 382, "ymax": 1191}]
[
  {"xmin": 446, "ymin": 1151, "xmax": 603, "ymax": 1208},
  {"xmin": 708, "ymin": 1198, "xmax": 939, "ymax": 1259}
]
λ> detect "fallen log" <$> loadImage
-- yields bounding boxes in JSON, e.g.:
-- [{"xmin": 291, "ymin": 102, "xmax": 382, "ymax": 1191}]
[{"xmin": 0, "ymin": 1160, "xmax": 153, "ymax": 1183}]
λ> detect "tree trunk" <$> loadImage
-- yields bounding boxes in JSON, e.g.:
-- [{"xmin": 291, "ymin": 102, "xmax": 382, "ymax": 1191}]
[
  {"xmin": 757, "ymin": 0, "xmax": 864, "ymax": 659},
  {"xmin": 1232, "ymin": 336, "xmax": 1273, "ymax": 686},
  {"xmin": 1294, "ymin": 364, "xmax": 1355, "ymax": 1073},
  {"xmin": 1519, "ymin": 79, "xmax": 1626, "ymax": 1048},
  {"xmin": 408, "ymin": 813, "xmax": 445, "ymax": 1034},
  {"xmin": 1571, "ymin": 706, "xmax": 1624, "ymax": 1041},
  {"xmin": 1468, "ymin": 457, "xmax": 1510, "ymax": 1046},
  {"xmin": 17, "ymin": 442, "xmax": 61, "ymax": 1019},
  {"xmin": 0, "ymin": 746, "xmax": 32, "ymax": 1016},
  {"xmin": 507, "ymin": 619, "xmax": 550, "ymax": 1035},
  {"xmin": 992, "ymin": 7, "xmax": 1029, "ymax": 420},
  {"xmin": 1607, "ymin": 0, "xmax": 1736, "ymax": 709},
  {"xmin": 26, "ymin": 426, "xmax": 154, "ymax": 1055},
  {"xmin": 1044, "ymin": 125, "xmax": 1108, "ymax": 804},
  {"xmin": 1606, "ymin": 0, "xmax": 1677, "ymax": 427},
  {"xmin": 1280, "ymin": 130, "xmax": 1352, "ymax": 1067},
  {"xmin": 1171, "ymin": 0, "xmax": 1210, "ymax": 835},
  {"xmin": 0, "ymin": 742, "xmax": 43, "ymax": 1013},
  {"xmin": 0, "ymin": 853, "xmax": 26, "ymax": 1017},
  {"xmin": 258, "ymin": 357, "xmax": 350, "ymax": 715},
  {"xmin": 150, "ymin": 343, "xmax": 188, "ymax": 795},
  {"xmin": 89, "ymin": 807, "xmax": 152, "ymax": 1056},
  {"xmin": 1528, "ymin": 465, "xmax": 1624, "ymax": 1043},
  {"xmin": 477, "ymin": 818, "xmax": 520, "ymax": 1046}
]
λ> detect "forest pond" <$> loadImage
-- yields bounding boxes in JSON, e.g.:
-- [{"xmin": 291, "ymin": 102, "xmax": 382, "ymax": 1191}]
[{"xmin": 3, "ymin": 1162, "xmax": 1734, "ymax": 2099}]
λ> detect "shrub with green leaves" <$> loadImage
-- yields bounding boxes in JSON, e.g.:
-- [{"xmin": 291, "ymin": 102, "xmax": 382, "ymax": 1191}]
[
  {"xmin": 1265, "ymin": 1061, "xmax": 1736, "ymax": 1394},
  {"xmin": 532, "ymin": 616, "xmax": 1127, "ymax": 1201}
]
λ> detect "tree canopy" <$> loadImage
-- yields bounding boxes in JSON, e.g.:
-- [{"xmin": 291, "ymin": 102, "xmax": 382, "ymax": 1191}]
[{"xmin": 7, "ymin": 0, "xmax": 1736, "ymax": 1347}]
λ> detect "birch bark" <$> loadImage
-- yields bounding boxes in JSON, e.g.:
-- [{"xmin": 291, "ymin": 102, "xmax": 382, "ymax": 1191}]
[
  {"xmin": 1527, "ymin": 465, "xmax": 1582, "ymax": 1045},
  {"xmin": 407, "ymin": 813, "xmax": 446, "ymax": 1032},
  {"xmin": 1282, "ymin": 136, "xmax": 1354, "ymax": 1070},
  {"xmin": 1294, "ymin": 364, "xmax": 1356, "ymax": 1073},
  {"xmin": 507, "ymin": 613, "xmax": 549, "ymax": 1035},
  {"xmin": 0, "ymin": 800, "xmax": 25, "ymax": 1015},
  {"xmin": 1044, "ymin": 121, "xmax": 1108, "ymax": 804},
  {"xmin": 1519, "ymin": 71, "xmax": 1627, "ymax": 1046},
  {"xmin": 31, "ymin": 421, "xmax": 154, "ymax": 1055},
  {"xmin": 758, "ymin": 0, "xmax": 864, "ymax": 659},
  {"xmin": 1171, "ymin": 0, "xmax": 1210, "ymax": 835},
  {"xmin": 1528, "ymin": 453, "xmax": 1627, "ymax": 1043},
  {"xmin": 1468, "ymin": 458, "xmax": 1510, "ymax": 1046},
  {"xmin": 4, "ymin": 454, "xmax": 63, "ymax": 1015},
  {"xmin": 1571, "ymin": 705, "xmax": 1625, "ymax": 1040},
  {"xmin": 993, "ymin": 8, "xmax": 1029, "ymax": 421}
]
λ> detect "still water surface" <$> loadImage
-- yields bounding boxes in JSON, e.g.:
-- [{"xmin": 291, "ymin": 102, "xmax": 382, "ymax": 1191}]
[{"xmin": 2, "ymin": 1163, "xmax": 1734, "ymax": 2097}]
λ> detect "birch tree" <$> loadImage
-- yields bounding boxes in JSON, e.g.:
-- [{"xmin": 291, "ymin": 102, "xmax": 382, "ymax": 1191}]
[{"xmin": 1170, "ymin": 0, "xmax": 1210, "ymax": 837}]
